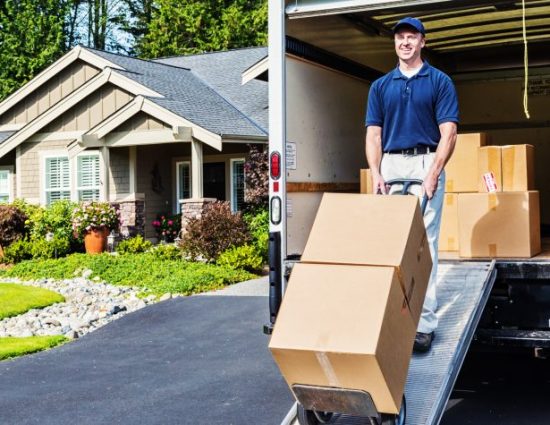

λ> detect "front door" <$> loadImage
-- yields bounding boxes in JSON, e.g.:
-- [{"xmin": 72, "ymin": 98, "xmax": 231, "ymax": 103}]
[{"xmin": 203, "ymin": 162, "xmax": 226, "ymax": 201}]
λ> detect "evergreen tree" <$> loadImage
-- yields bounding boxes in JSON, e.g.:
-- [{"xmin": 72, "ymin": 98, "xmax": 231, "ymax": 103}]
[
  {"xmin": 0, "ymin": 0, "xmax": 70, "ymax": 100},
  {"xmin": 137, "ymin": 0, "xmax": 267, "ymax": 58}
]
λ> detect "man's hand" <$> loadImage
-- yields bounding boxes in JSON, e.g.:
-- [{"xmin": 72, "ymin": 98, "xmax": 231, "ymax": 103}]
[
  {"xmin": 372, "ymin": 172, "xmax": 387, "ymax": 194},
  {"xmin": 422, "ymin": 171, "xmax": 438, "ymax": 199}
]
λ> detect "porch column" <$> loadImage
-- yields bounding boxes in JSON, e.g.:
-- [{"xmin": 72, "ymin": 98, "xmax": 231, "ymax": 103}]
[
  {"xmin": 191, "ymin": 139, "xmax": 203, "ymax": 198},
  {"xmin": 128, "ymin": 146, "xmax": 137, "ymax": 194},
  {"xmin": 100, "ymin": 146, "xmax": 110, "ymax": 201}
]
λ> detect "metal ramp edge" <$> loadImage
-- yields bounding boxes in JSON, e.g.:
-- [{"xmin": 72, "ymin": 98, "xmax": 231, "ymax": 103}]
[{"xmin": 281, "ymin": 260, "xmax": 497, "ymax": 425}]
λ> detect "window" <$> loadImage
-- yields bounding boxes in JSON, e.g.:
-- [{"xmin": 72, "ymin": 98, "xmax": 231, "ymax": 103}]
[
  {"xmin": 45, "ymin": 157, "xmax": 70, "ymax": 205},
  {"xmin": 77, "ymin": 154, "xmax": 100, "ymax": 201},
  {"xmin": 231, "ymin": 159, "xmax": 245, "ymax": 212},
  {"xmin": 0, "ymin": 169, "xmax": 11, "ymax": 202},
  {"xmin": 176, "ymin": 161, "xmax": 191, "ymax": 212}
]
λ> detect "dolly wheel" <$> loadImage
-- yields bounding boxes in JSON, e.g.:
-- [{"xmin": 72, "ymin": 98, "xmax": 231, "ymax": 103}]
[
  {"xmin": 381, "ymin": 395, "xmax": 406, "ymax": 425},
  {"xmin": 297, "ymin": 404, "xmax": 334, "ymax": 425}
]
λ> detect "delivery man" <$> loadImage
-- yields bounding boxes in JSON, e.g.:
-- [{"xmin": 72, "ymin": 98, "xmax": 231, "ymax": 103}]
[{"xmin": 365, "ymin": 17, "xmax": 459, "ymax": 352}]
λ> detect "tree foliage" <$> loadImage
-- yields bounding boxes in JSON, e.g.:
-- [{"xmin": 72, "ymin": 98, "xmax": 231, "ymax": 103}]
[
  {"xmin": 0, "ymin": 0, "xmax": 70, "ymax": 100},
  {"xmin": 137, "ymin": 0, "xmax": 268, "ymax": 58}
]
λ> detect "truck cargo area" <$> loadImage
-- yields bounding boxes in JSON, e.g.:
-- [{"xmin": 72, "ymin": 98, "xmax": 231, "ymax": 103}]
[{"xmin": 282, "ymin": 261, "xmax": 496, "ymax": 425}]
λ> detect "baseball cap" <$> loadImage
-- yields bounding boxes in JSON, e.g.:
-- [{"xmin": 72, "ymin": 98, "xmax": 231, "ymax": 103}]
[{"xmin": 393, "ymin": 17, "xmax": 425, "ymax": 35}]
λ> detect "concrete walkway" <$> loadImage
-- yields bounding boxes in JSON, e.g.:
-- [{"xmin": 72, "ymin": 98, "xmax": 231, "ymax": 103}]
[{"xmin": 0, "ymin": 276, "xmax": 292, "ymax": 425}]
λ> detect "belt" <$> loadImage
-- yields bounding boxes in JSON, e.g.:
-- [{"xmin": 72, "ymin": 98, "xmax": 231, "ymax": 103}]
[{"xmin": 385, "ymin": 145, "xmax": 433, "ymax": 155}]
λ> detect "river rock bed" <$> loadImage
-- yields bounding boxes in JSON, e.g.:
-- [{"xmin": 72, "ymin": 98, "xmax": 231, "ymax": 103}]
[{"xmin": 0, "ymin": 273, "xmax": 166, "ymax": 339}]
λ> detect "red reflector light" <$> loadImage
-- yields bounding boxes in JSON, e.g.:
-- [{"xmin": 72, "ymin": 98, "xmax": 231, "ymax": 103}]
[
  {"xmin": 273, "ymin": 181, "xmax": 279, "ymax": 192},
  {"xmin": 270, "ymin": 152, "xmax": 281, "ymax": 179}
]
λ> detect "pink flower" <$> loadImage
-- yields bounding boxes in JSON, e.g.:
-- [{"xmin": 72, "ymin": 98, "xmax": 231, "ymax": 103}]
[{"xmin": 168, "ymin": 220, "xmax": 173, "ymax": 226}]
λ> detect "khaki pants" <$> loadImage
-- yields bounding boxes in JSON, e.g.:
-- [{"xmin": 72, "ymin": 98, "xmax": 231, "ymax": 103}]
[{"xmin": 381, "ymin": 152, "xmax": 445, "ymax": 334}]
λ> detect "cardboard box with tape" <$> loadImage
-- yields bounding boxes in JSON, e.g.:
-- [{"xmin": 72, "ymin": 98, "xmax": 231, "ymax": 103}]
[
  {"xmin": 269, "ymin": 194, "xmax": 432, "ymax": 414},
  {"xmin": 439, "ymin": 193, "xmax": 459, "ymax": 252},
  {"xmin": 478, "ymin": 146, "xmax": 503, "ymax": 192},
  {"xmin": 445, "ymin": 132, "xmax": 488, "ymax": 193},
  {"xmin": 502, "ymin": 144, "xmax": 535, "ymax": 192},
  {"xmin": 458, "ymin": 191, "xmax": 541, "ymax": 258}
]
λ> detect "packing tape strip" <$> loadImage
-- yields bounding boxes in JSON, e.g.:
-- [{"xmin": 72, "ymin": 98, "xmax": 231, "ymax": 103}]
[
  {"xmin": 446, "ymin": 180, "xmax": 454, "ymax": 192},
  {"xmin": 448, "ymin": 237, "xmax": 456, "ymax": 250},
  {"xmin": 446, "ymin": 194, "xmax": 454, "ymax": 206},
  {"xmin": 488, "ymin": 194, "xmax": 498, "ymax": 210},
  {"xmin": 315, "ymin": 352, "xmax": 341, "ymax": 387},
  {"xmin": 504, "ymin": 146, "xmax": 516, "ymax": 190},
  {"xmin": 489, "ymin": 244, "xmax": 497, "ymax": 257}
]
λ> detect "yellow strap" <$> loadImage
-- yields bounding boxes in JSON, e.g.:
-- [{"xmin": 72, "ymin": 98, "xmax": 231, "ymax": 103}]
[{"xmin": 522, "ymin": 0, "xmax": 530, "ymax": 119}]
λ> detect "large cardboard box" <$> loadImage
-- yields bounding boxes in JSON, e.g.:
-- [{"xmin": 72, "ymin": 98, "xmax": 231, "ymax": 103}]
[
  {"xmin": 502, "ymin": 144, "xmax": 535, "ymax": 191},
  {"xmin": 269, "ymin": 263, "xmax": 416, "ymax": 414},
  {"xmin": 439, "ymin": 193, "xmax": 459, "ymax": 252},
  {"xmin": 458, "ymin": 191, "xmax": 541, "ymax": 258},
  {"xmin": 445, "ymin": 133, "xmax": 488, "ymax": 192},
  {"xmin": 477, "ymin": 146, "xmax": 503, "ymax": 192},
  {"xmin": 301, "ymin": 193, "xmax": 432, "ymax": 322},
  {"xmin": 360, "ymin": 169, "xmax": 373, "ymax": 194}
]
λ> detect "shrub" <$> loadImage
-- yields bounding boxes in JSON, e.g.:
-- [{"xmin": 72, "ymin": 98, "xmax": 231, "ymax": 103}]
[
  {"xmin": 0, "ymin": 205, "xmax": 28, "ymax": 247},
  {"xmin": 148, "ymin": 243, "xmax": 182, "ymax": 261},
  {"xmin": 116, "ymin": 235, "xmax": 153, "ymax": 255},
  {"xmin": 27, "ymin": 200, "xmax": 80, "ymax": 252},
  {"xmin": 181, "ymin": 201, "xmax": 250, "ymax": 262},
  {"xmin": 244, "ymin": 144, "xmax": 268, "ymax": 210},
  {"xmin": 243, "ymin": 208, "xmax": 269, "ymax": 261},
  {"xmin": 152, "ymin": 214, "xmax": 181, "ymax": 242},
  {"xmin": 10, "ymin": 199, "xmax": 42, "ymax": 233},
  {"xmin": 216, "ymin": 244, "xmax": 263, "ymax": 272},
  {"xmin": 2, "ymin": 238, "xmax": 32, "ymax": 263},
  {"xmin": 2, "ymin": 236, "xmax": 71, "ymax": 263}
]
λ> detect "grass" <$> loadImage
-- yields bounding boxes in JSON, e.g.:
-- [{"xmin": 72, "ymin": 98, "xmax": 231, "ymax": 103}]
[
  {"xmin": 0, "ymin": 283, "xmax": 65, "ymax": 320},
  {"xmin": 0, "ymin": 253, "xmax": 257, "ymax": 295},
  {"xmin": 0, "ymin": 336, "xmax": 68, "ymax": 360}
]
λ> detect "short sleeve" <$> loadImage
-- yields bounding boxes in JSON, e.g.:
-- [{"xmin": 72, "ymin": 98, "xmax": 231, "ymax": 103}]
[
  {"xmin": 435, "ymin": 76, "xmax": 459, "ymax": 125},
  {"xmin": 365, "ymin": 82, "xmax": 383, "ymax": 127}
]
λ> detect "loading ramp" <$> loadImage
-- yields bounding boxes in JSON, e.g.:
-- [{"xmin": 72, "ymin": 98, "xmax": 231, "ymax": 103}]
[{"xmin": 283, "ymin": 260, "xmax": 497, "ymax": 425}]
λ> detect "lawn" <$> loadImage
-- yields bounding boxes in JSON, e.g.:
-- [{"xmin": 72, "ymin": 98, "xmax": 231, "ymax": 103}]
[
  {"xmin": 0, "ymin": 253, "xmax": 257, "ymax": 295},
  {"xmin": 0, "ymin": 283, "xmax": 65, "ymax": 320},
  {"xmin": 0, "ymin": 336, "xmax": 67, "ymax": 360}
]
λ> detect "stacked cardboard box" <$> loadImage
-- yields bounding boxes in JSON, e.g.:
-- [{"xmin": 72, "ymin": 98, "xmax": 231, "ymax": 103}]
[
  {"xmin": 269, "ymin": 194, "xmax": 432, "ymax": 414},
  {"xmin": 441, "ymin": 135, "xmax": 540, "ymax": 258}
]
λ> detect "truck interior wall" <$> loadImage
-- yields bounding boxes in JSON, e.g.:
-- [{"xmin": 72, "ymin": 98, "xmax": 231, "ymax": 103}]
[
  {"xmin": 286, "ymin": 56, "xmax": 370, "ymax": 255},
  {"xmin": 456, "ymin": 78, "xmax": 550, "ymax": 226}
]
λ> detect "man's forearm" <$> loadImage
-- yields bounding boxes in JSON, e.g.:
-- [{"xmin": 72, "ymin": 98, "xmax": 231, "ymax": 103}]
[
  {"xmin": 428, "ymin": 122, "xmax": 457, "ymax": 177},
  {"xmin": 366, "ymin": 126, "xmax": 383, "ymax": 176}
]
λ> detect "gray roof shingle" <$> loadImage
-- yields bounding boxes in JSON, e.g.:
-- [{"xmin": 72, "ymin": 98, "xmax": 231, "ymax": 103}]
[{"xmin": 83, "ymin": 47, "xmax": 268, "ymax": 139}]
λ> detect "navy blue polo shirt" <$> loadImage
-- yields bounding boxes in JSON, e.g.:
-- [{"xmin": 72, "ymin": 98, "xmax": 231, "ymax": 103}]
[{"xmin": 365, "ymin": 61, "xmax": 459, "ymax": 152}]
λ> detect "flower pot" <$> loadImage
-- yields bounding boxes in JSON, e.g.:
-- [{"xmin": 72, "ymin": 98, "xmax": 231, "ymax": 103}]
[{"xmin": 84, "ymin": 227, "xmax": 109, "ymax": 254}]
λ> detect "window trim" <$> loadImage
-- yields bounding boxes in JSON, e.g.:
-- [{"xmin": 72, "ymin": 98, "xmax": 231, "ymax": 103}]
[
  {"xmin": 76, "ymin": 152, "xmax": 101, "ymax": 202},
  {"xmin": 0, "ymin": 166, "xmax": 14, "ymax": 203},
  {"xmin": 175, "ymin": 160, "xmax": 191, "ymax": 213},
  {"xmin": 230, "ymin": 158, "xmax": 245, "ymax": 212},
  {"xmin": 41, "ymin": 153, "xmax": 71, "ymax": 205}
]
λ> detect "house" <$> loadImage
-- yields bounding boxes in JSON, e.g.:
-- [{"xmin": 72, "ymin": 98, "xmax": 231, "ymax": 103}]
[{"xmin": 0, "ymin": 46, "xmax": 268, "ymax": 239}]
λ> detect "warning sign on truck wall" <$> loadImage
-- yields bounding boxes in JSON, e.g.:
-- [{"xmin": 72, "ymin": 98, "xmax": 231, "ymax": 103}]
[
  {"xmin": 526, "ymin": 77, "xmax": 550, "ymax": 96},
  {"xmin": 286, "ymin": 142, "xmax": 297, "ymax": 170}
]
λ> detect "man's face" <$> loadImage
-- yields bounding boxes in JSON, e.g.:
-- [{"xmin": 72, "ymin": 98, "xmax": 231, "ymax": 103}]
[{"xmin": 394, "ymin": 27, "xmax": 425, "ymax": 63}]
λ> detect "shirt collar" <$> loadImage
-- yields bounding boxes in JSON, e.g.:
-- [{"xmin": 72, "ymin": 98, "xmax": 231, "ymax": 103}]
[{"xmin": 392, "ymin": 61, "xmax": 431, "ymax": 79}]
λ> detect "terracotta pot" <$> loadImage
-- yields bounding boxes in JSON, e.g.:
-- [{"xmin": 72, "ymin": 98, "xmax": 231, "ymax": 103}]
[{"xmin": 84, "ymin": 227, "xmax": 109, "ymax": 254}]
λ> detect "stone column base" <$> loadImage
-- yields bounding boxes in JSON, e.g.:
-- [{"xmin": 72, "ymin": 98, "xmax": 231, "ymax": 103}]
[
  {"xmin": 111, "ymin": 199, "xmax": 145, "ymax": 239},
  {"xmin": 180, "ymin": 198, "xmax": 216, "ymax": 236}
]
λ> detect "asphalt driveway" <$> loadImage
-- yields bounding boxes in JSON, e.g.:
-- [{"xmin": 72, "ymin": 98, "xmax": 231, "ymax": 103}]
[{"xmin": 0, "ymin": 287, "xmax": 293, "ymax": 425}]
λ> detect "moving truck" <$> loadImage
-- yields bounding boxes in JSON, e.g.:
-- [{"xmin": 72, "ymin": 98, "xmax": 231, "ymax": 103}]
[{"xmin": 264, "ymin": 1, "xmax": 550, "ymax": 423}]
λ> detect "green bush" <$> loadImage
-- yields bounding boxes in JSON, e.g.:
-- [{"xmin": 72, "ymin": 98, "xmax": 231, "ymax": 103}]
[
  {"xmin": 116, "ymin": 235, "xmax": 152, "ymax": 255},
  {"xmin": 0, "ymin": 205, "xmax": 28, "ymax": 247},
  {"xmin": 148, "ymin": 243, "xmax": 182, "ymax": 261},
  {"xmin": 2, "ymin": 238, "xmax": 32, "ymax": 264},
  {"xmin": 10, "ymin": 199, "xmax": 42, "ymax": 233},
  {"xmin": 243, "ymin": 209, "xmax": 269, "ymax": 261},
  {"xmin": 181, "ymin": 201, "xmax": 250, "ymax": 262},
  {"xmin": 3, "ymin": 236, "xmax": 71, "ymax": 263},
  {"xmin": 216, "ymin": 244, "xmax": 263, "ymax": 272}
]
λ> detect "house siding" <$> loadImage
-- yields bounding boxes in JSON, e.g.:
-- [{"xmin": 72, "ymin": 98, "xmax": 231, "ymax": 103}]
[
  {"xmin": 0, "ymin": 61, "xmax": 99, "ymax": 126},
  {"xmin": 109, "ymin": 147, "xmax": 130, "ymax": 194},
  {"xmin": 43, "ymin": 84, "xmax": 133, "ymax": 132},
  {"xmin": 114, "ymin": 112, "xmax": 170, "ymax": 132}
]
